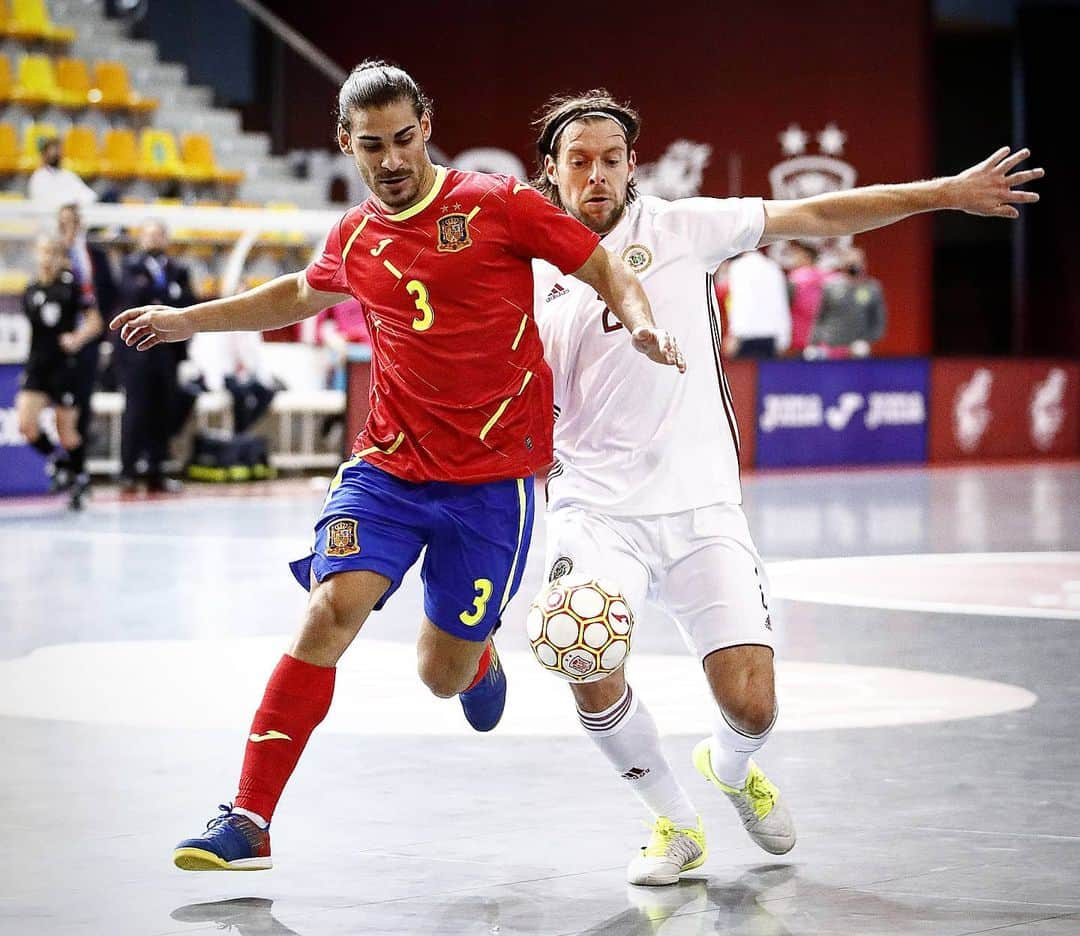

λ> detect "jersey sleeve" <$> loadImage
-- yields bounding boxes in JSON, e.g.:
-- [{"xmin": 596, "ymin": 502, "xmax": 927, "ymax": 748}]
[
  {"xmin": 656, "ymin": 197, "xmax": 765, "ymax": 271},
  {"xmin": 305, "ymin": 217, "xmax": 351, "ymax": 294},
  {"xmin": 504, "ymin": 177, "xmax": 601, "ymax": 274}
]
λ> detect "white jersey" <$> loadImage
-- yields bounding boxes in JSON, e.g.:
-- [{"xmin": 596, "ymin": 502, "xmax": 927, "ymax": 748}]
[{"xmin": 534, "ymin": 194, "xmax": 764, "ymax": 516}]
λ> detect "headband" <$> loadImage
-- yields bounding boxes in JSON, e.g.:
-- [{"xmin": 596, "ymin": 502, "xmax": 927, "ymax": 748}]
[{"xmin": 546, "ymin": 109, "xmax": 630, "ymax": 154}]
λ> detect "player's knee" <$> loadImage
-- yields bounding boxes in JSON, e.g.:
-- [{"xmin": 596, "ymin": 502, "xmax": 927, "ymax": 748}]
[
  {"xmin": 58, "ymin": 428, "xmax": 80, "ymax": 451},
  {"xmin": 723, "ymin": 694, "xmax": 776, "ymax": 738},
  {"xmin": 18, "ymin": 417, "xmax": 38, "ymax": 441},
  {"xmin": 416, "ymin": 650, "xmax": 471, "ymax": 698},
  {"xmin": 303, "ymin": 585, "xmax": 361, "ymax": 646}
]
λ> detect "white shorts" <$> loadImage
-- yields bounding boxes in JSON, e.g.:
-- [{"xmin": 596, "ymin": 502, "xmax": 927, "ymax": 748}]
[{"xmin": 544, "ymin": 503, "xmax": 776, "ymax": 661}]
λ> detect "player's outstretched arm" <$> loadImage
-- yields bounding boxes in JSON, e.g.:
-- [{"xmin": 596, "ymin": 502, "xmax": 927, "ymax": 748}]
[
  {"xmin": 109, "ymin": 271, "xmax": 347, "ymax": 351},
  {"xmin": 571, "ymin": 245, "xmax": 686, "ymax": 372},
  {"xmin": 758, "ymin": 147, "xmax": 1044, "ymax": 246}
]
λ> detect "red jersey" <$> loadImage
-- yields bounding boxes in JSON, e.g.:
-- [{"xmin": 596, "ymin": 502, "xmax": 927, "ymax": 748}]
[{"xmin": 307, "ymin": 167, "xmax": 600, "ymax": 483}]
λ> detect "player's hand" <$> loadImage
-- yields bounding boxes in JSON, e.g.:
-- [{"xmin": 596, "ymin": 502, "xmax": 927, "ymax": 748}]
[
  {"xmin": 109, "ymin": 305, "xmax": 194, "ymax": 350},
  {"xmin": 57, "ymin": 332, "xmax": 80, "ymax": 353},
  {"xmin": 951, "ymin": 147, "xmax": 1044, "ymax": 219},
  {"xmin": 631, "ymin": 326, "xmax": 686, "ymax": 373}
]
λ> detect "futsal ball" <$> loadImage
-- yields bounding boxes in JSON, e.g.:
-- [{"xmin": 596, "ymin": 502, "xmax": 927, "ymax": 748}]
[{"xmin": 526, "ymin": 574, "xmax": 634, "ymax": 683}]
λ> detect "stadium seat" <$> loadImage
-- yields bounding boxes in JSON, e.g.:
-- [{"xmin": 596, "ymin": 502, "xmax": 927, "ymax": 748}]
[
  {"xmin": 0, "ymin": 123, "xmax": 19, "ymax": 173},
  {"xmin": 0, "ymin": 270, "xmax": 31, "ymax": 295},
  {"xmin": 62, "ymin": 125, "xmax": 98, "ymax": 176},
  {"xmin": 6, "ymin": 0, "xmax": 76, "ymax": 43},
  {"xmin": 55, "ymin": 57, "xmax": 92, "ymax": 108},
  {"xmin": 0, "ymin": 55, "xmax": 12, "ymax": 103},
  {"xmin": 91, "ymin": 61, "xmax": 157, "ymax": 112},
  {"xmin": 11, "ymin": 54, "xmax": 62, "ymax": 106},
  {"xmin": 139, "ymin": 128, "xmax": 186, "ymax": 181},
  {"xmin": 99, "ymin": 127, "xmax": 138, "ymax": 178},
  {"xmin": 180, "ymin": 133, "xmax": 244, "ymax": 185},
  {"xmin": 17, "ymin": 120, "xmax": 58, "ymax": 171}
]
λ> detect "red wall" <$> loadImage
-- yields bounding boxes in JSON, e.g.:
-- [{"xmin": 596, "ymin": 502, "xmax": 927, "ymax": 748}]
[{"xmin": 270, "ymin": 1, "xmax": 933, "ymax": 355}]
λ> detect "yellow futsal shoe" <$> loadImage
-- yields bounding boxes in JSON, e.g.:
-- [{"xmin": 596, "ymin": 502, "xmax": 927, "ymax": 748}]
[
  {"xmin": 626, "ymin": 816, "xmax": 707, "ymax": 886},
  {"xmin": 692, "ymin": 740, "xmax": 796, "ymax": 855}
]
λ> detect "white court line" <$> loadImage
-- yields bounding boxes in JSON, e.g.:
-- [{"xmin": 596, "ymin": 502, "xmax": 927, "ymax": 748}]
[{"xmin": 770, "ymin": 552, "xmax": 1080, "ymax": 620}]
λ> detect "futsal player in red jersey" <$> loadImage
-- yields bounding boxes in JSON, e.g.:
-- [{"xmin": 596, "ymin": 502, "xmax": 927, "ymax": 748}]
[{"xmin": 111, "ymin": 60, "xmax": 685, "ymax": 871}]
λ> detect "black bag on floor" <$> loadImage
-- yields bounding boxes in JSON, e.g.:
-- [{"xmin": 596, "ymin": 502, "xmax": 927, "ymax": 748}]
[{"xmin": 186, "ymin": 430, "xmax": 276, "ymax": 482}]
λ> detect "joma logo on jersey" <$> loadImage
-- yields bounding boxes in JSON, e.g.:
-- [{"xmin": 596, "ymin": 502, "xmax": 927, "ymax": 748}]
[
  {"xmin": 325, "ymin": 517, "xmax": 360, "ymax": 557},
  {"xmin": 436, "ymin": 213, "xmax": 472, "ymax": 252}
]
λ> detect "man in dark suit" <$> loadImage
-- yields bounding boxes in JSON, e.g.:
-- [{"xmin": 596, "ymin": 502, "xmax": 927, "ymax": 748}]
[
  {"xmin": 116, "ymin": 219, "xmax": 197, "ymax": 491},
  {"xmin": 57, "ymin": 203, "xmax": 117, "ymax": 494}
]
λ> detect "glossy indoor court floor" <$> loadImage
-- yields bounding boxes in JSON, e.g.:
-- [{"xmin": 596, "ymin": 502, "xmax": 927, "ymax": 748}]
[{"xmin": 2, "ymin": 462, "xmax": 1078, "ymax": 936}]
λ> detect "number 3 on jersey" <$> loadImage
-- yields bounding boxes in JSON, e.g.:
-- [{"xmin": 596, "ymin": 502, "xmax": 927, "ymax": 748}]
[
  {"xmin": 460, "ymin": 578, "xmax": 493, "ymax": 626},
  {"xmin": 407, "ymin": 279, "xmax": 434, "ymax": 331}
]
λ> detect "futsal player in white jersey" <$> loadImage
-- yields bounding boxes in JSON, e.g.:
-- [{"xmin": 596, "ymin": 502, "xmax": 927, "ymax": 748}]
[{"xmin": 529, "ymin": 90, "xmax": 1043, "ymax": 886}]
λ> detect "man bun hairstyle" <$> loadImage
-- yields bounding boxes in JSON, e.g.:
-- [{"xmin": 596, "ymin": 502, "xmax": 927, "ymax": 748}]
[
  {"xmin": 532, "ymin": 89, "xmax": 641, "ymax": 208},
  {"xmin": 336, "ymin": 59, "xmax": 433, "ymax": 133}
]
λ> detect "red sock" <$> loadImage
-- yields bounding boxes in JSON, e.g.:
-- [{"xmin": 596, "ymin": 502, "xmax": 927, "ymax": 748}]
[
  {"xmin": 464, "ymin": 643, "xmax": 492, "ymax": 692},
  {"xmin": 235, "ymin": 654, "xmax": 335, "ymax": 822}
]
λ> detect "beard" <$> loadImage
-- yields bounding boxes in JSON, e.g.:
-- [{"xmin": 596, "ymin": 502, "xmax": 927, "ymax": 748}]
[{"xmin": 570, "ymin": 196, "xmax": 627, "ymax": 236}]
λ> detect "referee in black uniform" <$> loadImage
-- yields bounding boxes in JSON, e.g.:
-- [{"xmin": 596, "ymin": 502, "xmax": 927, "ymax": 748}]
[{"xmin": 16, "ymin": 234, "xmax": 103, "ymax": 509}]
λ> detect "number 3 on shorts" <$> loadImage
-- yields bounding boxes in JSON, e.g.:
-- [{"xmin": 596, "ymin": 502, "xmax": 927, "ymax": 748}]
[{"xmin": 459, "ymin": 578, "xmax": 493, "ymax": 626}]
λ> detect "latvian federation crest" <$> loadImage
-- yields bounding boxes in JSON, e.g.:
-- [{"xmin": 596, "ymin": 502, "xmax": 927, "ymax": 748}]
[
  {"xmin": 436, "ymin": 213, "xmax": 472, "ymax": 252},
  {"xmin": 325, "ymin": 517, "xmax": 360, "ymax": 557},
  {"xmin": 621, "ymin": 244, "xmax": 652, "ymax": 274}
]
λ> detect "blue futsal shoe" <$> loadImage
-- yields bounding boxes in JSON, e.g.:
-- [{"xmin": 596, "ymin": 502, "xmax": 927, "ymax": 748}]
[
  {"xmin": 459, "ymin": 642, "xmax": 506, "ymax": 732},
  {"xmin": 173, "ymin": 804, "xmax": 272, "ymax": 870}
]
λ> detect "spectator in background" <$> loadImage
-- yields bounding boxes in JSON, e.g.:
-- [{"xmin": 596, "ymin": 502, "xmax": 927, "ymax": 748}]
[
  {"xmin": 115, "ymin": 220, "xmax": 196, "ymax": 492},
  {"xmin": 721, "ymin": 247, "xmax": 791, "ymax": 358},
  {"xmin": 809, "ymin": 246, "xmax": 887, "ymax": 358},
  {"xmin": 27, "ymin": 136, "xmax": 98, "ymax": 208},
  {"xmin": 186, "ymin": 330, "xmax": 280, "ymax": 435},
  {"xmin": 782, "ymin": 240, "xmax": 829, "ymax": 355},
  {"xmin": 58, "ymin": 203, "xmax": 117, "ymax": 479},
  {"xmin": 315, "ymin": 296, "xmax": 369, "ymax": 390}
]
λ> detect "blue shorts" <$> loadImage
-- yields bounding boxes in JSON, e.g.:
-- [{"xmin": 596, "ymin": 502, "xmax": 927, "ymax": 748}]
[{"xmin": 289, "ymin": 459, "xmax": 535, "ymax": 642}]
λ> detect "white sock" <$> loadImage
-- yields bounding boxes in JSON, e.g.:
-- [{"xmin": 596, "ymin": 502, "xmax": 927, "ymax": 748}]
[
  {"xmin": 708, "ymin": 706, "xmax": 777, "ymax": 788},
  {"xmin": 233, "ymin": 806, "xmax": 269, "ymax": 829},
  {"xmin": 578, "ymin": 685, "xmax": 698, "ymax": 829}
]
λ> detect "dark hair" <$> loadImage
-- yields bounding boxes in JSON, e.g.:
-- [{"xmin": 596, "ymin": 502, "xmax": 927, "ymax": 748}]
[
  {"xmin": 532, "ymin": 89, "xmax": 641, "ymax": 208},
  {"xmin": 336, "ymin": 59, "xmax": 433, "ymax": 134}
]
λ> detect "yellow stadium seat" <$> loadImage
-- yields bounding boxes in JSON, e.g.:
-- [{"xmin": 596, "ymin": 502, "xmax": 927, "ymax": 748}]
[
  {"xmin": 0, "ymin": 123, "xmax": 20, "ymax": 174},
  {"xmin": 139, "ymin": 128, "xmax": 186, "ymax": 181},
  {"xmin": 7, "ymin": 0, "xmax": 76, "ymax": 43},
  {"xmin": 11, "ymin": 54, "xmax": 62, "ymax": 106},
  {"xmin": 61, "ymin": 125, "xmax": 98, "ymax": 176},
  {"xmin": 180, "ymin": 132, "xmax": 244, "ymax": 185},
  {"xmin": 18, "ymin": 121, "xmax": 58, "ymax": 171},
  {"xmin": 55, "ymin": 57, "xmax": 92, "ymax": 108},
  {"xmin": 90, "ymin": 60, "xmax": 157, "ymax": 112},
  {"xmin": 0, "ymin": 0, "xmax": 9, "ymax": 37},
  {"xmin": 0, "ymin": 55, "xmax": 12, "ymax": 103},
  {"xmin": 99, "ymin": 127, "xmax": 138, "ymax": 178},
  {"xmin": 0, "ymin": 271, "xmax": 31, "ymax": 295}
]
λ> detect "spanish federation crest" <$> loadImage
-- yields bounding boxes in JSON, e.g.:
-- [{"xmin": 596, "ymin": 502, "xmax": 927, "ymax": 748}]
[
  {"xmin": 621, "ymin": 244, "xmax": 653, "ymax": 274},
  {"xmin": 325, "ymin": 517, "xmax": 360, "ymax": 557},
  {"xmin": 436, "ymin": 213, "xmax": 472, "ymax": 252}
]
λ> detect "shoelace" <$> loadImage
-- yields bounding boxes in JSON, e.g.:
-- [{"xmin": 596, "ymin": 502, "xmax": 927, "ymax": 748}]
[
  {"xmin": 643, "ymin": 818, "xmax": 699, "ymax": 864},
  {"xmin": 743, "ymin": 771, "xmax": 777, "ymax": 820},
  {"xmin": 204, "ymin": 803, "xmax": 236, "ymax": 833}
]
